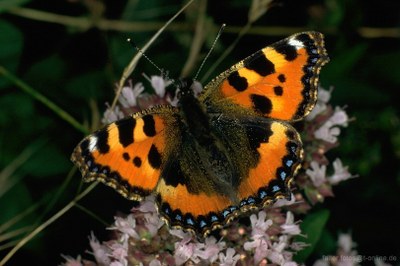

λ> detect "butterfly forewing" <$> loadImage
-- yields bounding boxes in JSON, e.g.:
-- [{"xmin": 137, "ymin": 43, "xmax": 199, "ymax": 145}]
[{"xmin": 200, "ymin": 31, "xmax": 329, "ymax": 121}]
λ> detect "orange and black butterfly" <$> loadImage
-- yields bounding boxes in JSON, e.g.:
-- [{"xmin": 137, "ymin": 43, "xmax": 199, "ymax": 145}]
[{"xmin": 71, "ymin": 31, "xmax": 329, "ymax": 236}]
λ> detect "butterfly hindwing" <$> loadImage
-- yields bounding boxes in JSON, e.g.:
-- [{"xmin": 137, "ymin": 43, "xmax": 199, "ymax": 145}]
[
  {"xmin": 236, "ymin": 118, "xmax": 302, "ymax": 205},
  {"xmin": 200, "ymin": 31, "xmax": 329, "ymax": 121},
  {"xmin": 71, "ymin": 105, "xmax": 179, "ymax": 201}
]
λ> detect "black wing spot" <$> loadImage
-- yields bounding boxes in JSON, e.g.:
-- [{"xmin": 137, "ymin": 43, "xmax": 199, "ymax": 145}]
[
  {"xmin": 273, "ymin": 41, "xmax": 298, "ymax": 61},
  {"xmin": 277, "ymin": 74, "xmax": 286, "ymax": 83},
  {"xmin": 250, "ymin": 94, "xmax": 272, "ymax": 115},
  {"xmin": 244, "ymin": 51, "xmax": 275, "ymax": 76},
  {"xmin": 95, "ymin": 129, "xmax": 110, "ymax": 154},
  {"xmin": 273, "ymin": 86, "xmax": 283, "ymax": 96},
  {"xmin": 133, "ymin": 156, "xmax": 142, "ymax": 167},
  {"xmin": 116, "ymin": 117, "xmax": 135, "ymax": 147},
  {"xmin": 122, "ymin": 152, "xmax": 130, "ymax": 161},
  {"xmin": 227, "ymin": 71, "xmax": 248, "ymax": 92},
  {"xmin": 148, "ymin": 144, "xmax": 162, "ymax": 169},
  {"xmin": 142, "ymin": 115, "xmax": 156, "ymax": 137}
]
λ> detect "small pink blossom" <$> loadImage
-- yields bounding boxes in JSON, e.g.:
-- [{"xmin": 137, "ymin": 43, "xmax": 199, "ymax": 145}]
[
  {"xmin": 150, "ymin": 75, "xmax": 173, "ymax": 98},
  {"xmin": 60, "ymin": 255, "xmax": 83, "ymax": 266},
  {"xmin": 191, "ymin": 80, "xmax": 203, "ymax": 96},
  {"xmin": 88, "ymin": 232, "xmax": 111, "ymax": 265},
  {"xmin": 314, "ymin": 106, "xmax": 349, "ymax": 143},
  {"xmin": 330, "ymin": 107, "xmax": 349, "ymax": 127},
  {"xmin": 218, "ymin": 248, "xmax": 241, "ymax": 266},
  {"xmin": 149, "ymin": 259, "xmax": 162, "ymax": 266},
  {"xmin": 290, "ymin": 241, "xmax": 309, "ymax": 251},
  {"xmin": 108, "ymin": 238, "xmax": 128, "ymax": 263},
  {"xmin": 118, "ymin": 81, "xmax": 144, "ymax": 108},
  {"xmin": 169, "ymin": 228, "xmax": 192, "ymax": 240},
  {"xmin": 274, "ymin": 193, "xmax": 296, "ymax": 207},
  {"xmin": 195, "ymin": 236, "xmax": 226, "ymax": 263},
  {"xmin": 245, "ymin": 238, "xmax": 270, "ymax": 264},
  {"xmin": 314, "ymin": 121, "xmax": 341, "ymax": 143},
  {"xmin": 132, "ymin": 195, "xmax": 158, "ymax": 213},
  {"xmin": 143, "ymin": 211, "xmax": 164, "ymax": 236},
  {"xmin": 173, "ymin": 235, "xmax": 199, "ymax": 265},
  {"xmin": 249, "ymin": 211, "xmax": 273, "ymax": 238},
  {"xmin": 102, "ymin": 104, "xmax": 124, "ymax": 124},
  {"xmin": 328, "ymin": 158, "xmax": 354, "ymax": 185},
  {"xmin": 108, "ymin": 214, "xmax": 139, "ymax": 239},
  {"xmin": 338, "ymin": 233, "xmax": 356, "ymax": 254},
  {"xmin": 306, "ymin": 161, "xmax": 327, "ymax": 187},
  {"xmin": 110, "ymin": 261, "xmax": 127, "ymax": 266},
  {"xmin": 281, "ymin": 212, "xmax": 301, "ymax": 236}
]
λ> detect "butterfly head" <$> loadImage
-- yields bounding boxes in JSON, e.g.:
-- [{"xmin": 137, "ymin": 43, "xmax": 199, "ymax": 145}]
[{"xmin": 176, "ymin": 78, "xmax": 195, "ymax": 99}]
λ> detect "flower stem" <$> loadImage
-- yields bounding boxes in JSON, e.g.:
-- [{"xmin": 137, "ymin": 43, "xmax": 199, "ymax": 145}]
[{"xmin": 0, "ymin": 182, "xmax": 98, "ymax": 265}]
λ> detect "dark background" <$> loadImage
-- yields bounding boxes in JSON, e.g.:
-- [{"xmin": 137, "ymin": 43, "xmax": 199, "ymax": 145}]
[{"xmin": 0, "ymin": 0, "xmax": 399, "ymax": 265}]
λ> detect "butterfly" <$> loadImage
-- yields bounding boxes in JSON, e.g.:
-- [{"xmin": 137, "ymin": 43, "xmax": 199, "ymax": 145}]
[{"xmin": 71, "ymin": 31, "xmax": 329, "ymax": 236}]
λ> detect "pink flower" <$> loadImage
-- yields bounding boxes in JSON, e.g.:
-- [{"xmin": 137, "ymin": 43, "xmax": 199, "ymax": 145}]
[
  {"xmin": 132, "ymin": 195, "xmax": 158, "ymax": 213},
  {"xmin": 88, "ymin": 233, "xmax": 111, "ymax": 265},
  {"xmin": 281, "ymin": 212, "xmax": 301, "ymax": 236},
  {"xmin": 102, "ymin": 104, "xmax": 124, "ymax": 124},
  {"xmin": 306, "ymin": 161, "xmax": 327, "ymax": 187},
  {"xmin": 143, "ymin": 211, "xmax": 164, "ymax": 236},
  {"xmin": 328, "ymin": 158, "xmax": 354, "ymax": 185},
  {"xmin": 314, "ymin": 106, "xmax": 349, "ymax": 143},
  {"xmin": 274, "ymin": 193, "xmax": 296, "ymax": 207},
  {"xmin": 60, "ymin": 255, "xmax": 83, "ymax": 266},
  {"xmin": 108, "ymin": 238, "xmax": 128, "ymax": 265},
  {"xmin": 108, "ymin": 214, "xmax": 139, "ymax": 239},
  {"xmin": 249, "ymin": 210, "xmax": 273, "ymax": 238},
  {"xmin": 110, "ymin": 261, "xmax": 126, "ymax": 266},
  {"xmin": 330, "ymin": 107, "xmax": 349, "ymax": 126},
  {"xmin": 191, "ymin": 80, "xmax": 203, "ymax": 97},
  {"xmin": 150, "ymin": 75, "xmax": 172, "ymax": 98},
  {"xmin": 195, "ymin": 236, "xmax": 226, "ymax": 263},
  {"xmin": 118, "ymin": 81, "xmax": 144, "ymax": 108},
  {"xmin": 173, "ymin": 235, "xmax": 199, "ymax": 265},
  {"xmin": 338, "ymin": 233, "xmax": 356, "ymax": 254},
  {"xmin": 149, "ymin": 259, "xmax": 162, "ymax": 266},
  {"xmin": 290, "ymin": 241, "xmax": 309, "ymax": 251},
  {"xmin": 218, "ymin": 248, "xmax": 241, "ymax": 266},
  {"xmin": 244, "ymin": 238, "xmax": 270, "ymax": 264}
]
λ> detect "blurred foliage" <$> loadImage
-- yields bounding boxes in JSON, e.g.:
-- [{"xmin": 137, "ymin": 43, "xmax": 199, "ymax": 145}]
[{"xmin": 0, "ymin": 0, "xmax": 399, "ymax": 265}]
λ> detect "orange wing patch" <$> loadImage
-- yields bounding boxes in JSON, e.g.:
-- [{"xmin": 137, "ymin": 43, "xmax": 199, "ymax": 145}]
[
  {"xmin": 156, "ymin": 179, "xmax": 235, "ymax": 235},
  {"xmin": 238, "ymin": 121, "xmax": 302, "ymax": 207},
  {"xmin": 202, "ymin": 31, "xmax": 329, "ymax": 121},
  {"xmin": 71, "ymin": 106, "xmax": 178, "ymax": 201}
]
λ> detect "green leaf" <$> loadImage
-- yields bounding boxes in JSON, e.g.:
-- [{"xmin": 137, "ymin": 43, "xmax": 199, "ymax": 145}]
[
  {"xmin": 0, "ymin": 182, "xmax": 34, "ymax": 229},
  {"xmin": 24, "ymin": 55, "xmax": 66, "ymax": 87},
  {"xmin": 65, "ymin": 70, "xmax": 108, "ymax": 99},
  {"xmin": 21, "ymin": 144, "xmax": 70, "ymax": 178},
  {"xmin": 293, "ymin": 209, "xmax": 330, "ymax": 262},
  {"xmin": 0, "ymin": 20, "xmax": 23, "ymax": 88},
  {"xmin": 324, "ymin": 44, "xmax": 368, "ymax": 80}
]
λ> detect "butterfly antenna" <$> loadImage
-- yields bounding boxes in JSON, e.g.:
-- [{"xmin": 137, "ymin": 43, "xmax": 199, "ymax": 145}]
[
  {"xmin": 193, "ymin": 23, "xmax": 226, "ymax": 81},
  {"xmin": 127, "ymin": 38, "xmax": 170, "ymax": 80}
]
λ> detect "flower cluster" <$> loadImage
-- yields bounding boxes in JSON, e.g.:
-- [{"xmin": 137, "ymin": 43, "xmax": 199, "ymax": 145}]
[{"xmin": 61, "ymin": 77, "xmax": 354, "ymax": 265}]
